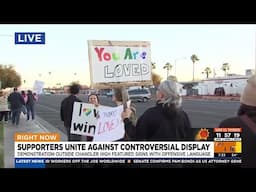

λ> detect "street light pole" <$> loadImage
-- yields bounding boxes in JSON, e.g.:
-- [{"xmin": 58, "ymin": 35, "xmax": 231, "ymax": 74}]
[{"xmin": 48, "ymin": 72, "xmax": 52, "ymax": 89}]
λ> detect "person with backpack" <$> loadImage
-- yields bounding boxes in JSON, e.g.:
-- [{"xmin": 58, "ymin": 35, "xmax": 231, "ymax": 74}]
[
  {"xmin": 121, "ymin": 80, "xmax": 192, "ymax": 141},
  {"xmin": 218, "ymin": 74, "xmax": 256, "ymax": 168}
]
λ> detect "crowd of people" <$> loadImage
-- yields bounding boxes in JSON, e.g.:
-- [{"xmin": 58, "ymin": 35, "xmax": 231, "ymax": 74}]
[
  {"xmin": 1, "ymin": 75, "xmax": 255, "ymax": 168},
  {"xmin": 0, "ymin": 88, "xmax": 38, "ymax": 126},
  {"xmin": 60, "ymin": 75, "xmax": 256, "ymax": 168}
]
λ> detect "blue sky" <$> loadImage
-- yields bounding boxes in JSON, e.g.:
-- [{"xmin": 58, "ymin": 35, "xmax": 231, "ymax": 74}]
[{"xmin": 0, "ymin": 24, "xmax": 255, "ymax": 88}]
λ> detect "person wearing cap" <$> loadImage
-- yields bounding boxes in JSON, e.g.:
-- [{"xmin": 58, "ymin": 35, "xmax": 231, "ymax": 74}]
[
  {"xmin": 218, "ymin": 74, "xmax": 256, "ymax": 168},
  {"xmin": 121, "ymin": 80, "xmax": 192, "ymax": 141}
]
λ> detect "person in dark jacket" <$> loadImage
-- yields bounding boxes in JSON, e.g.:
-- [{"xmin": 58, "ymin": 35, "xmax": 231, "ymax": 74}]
[
  {"xmin": 218, "ymin": 74, "xmax": 256, "ymax": 168},
  {"xmin": 121, "ymin": 80, "xmax": 192, "ymax": 141},
  {"xmin": 7, "ymin": 87, "xmax": 25, "ymax": 126},
  {"xmin": 26, "ymin": 90, "xmax": 36, "ymax": 120},
  {"xmin": 60, "ymin": 83, "xmax": 82, "ymax": 141}
]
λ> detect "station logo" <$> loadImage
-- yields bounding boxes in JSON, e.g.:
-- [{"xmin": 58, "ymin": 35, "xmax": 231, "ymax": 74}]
[
  {"xmin": 15, "ymin": 32, "xmax": 45, "ymax": 44},
  {"xmin": 195, "ymin": 128, "xmax": 210, "ymax": 140}
]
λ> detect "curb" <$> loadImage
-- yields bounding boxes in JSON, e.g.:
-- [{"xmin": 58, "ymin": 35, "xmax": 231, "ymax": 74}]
[
  {"xmin": 0, "ymin": 122, "xmax": 4, "ymax": 168},
  {"xmin": 34, "ymin": 116, "xmax": 67, "ymax": 141}
]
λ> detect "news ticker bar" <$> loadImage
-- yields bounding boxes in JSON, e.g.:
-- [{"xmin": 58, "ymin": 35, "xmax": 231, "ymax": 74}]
[
  {"xmin": 15, "ymin": 142, "xmax": 215, "ymax": 158},
  {"xmin": 14, "ymin": 158, "xmax": 242, "ymax": 168},
  {"xmin": 14, "ymin": 141, "xmax": 242, "ymax": 161}
]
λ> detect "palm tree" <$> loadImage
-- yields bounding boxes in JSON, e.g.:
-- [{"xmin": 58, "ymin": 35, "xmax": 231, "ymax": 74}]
[
  {"xmin": 163, "ymin": 62, "xmax": 172, "ymax": 79},
  {"xmin": 221, "ymin": 63, "xmax": 230, "ymax": 77},
  {"xmin": 190, "ymin": 54, "xmax": 200, "ymax": 81},
  {"xmin": 202, "ymin": 67, "xmax": 212, "ymax": 78},
  {"xmin": 151, "ymin": 62, "xmax": 156, "ymax": 70}
]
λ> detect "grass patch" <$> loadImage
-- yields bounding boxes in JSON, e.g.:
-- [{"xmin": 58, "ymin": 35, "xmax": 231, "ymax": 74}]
[{"xmin": 0, "ymin": 122, "xmax": 4, "ymax": 168}]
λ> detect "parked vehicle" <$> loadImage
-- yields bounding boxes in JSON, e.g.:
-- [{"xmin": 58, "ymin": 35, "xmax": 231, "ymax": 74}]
[
  {"xmin": 128, "ymin": 88, "xmax": 151, "ymax": 102},
  {"xmin": 106, "ymin": 91, "xmax": 113, "ymax": 97}
]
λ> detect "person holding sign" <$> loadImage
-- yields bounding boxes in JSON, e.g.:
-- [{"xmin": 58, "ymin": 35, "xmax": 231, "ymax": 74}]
[
  {"xmin": 112, "ymin": 88, "xmax": 137, "ymax": 141},
  {"xmin": 86, "ymin": 93, "xmax": 101, "ymax": 141},
  {"xmin": 61, "ymin": 83, "xmax": 82, "ymax": 141},
  {"xmin": 121, "ymin": 80, "xmax": 192, "ymax": 141},
  {"xmin": 88, "ymin": 94, "xmax": 100, "ymax": 107}
]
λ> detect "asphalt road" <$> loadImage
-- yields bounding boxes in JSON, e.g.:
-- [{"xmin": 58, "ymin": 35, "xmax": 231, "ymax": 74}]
[{"xmin": 35, "ymin": 94, "xmax": 241, "ymax": 135}]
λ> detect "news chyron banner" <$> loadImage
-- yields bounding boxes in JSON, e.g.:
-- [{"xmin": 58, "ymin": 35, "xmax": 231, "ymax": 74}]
[{"xmin": 14, "ymin": 127, "xmax": 242, "ymax": 168}]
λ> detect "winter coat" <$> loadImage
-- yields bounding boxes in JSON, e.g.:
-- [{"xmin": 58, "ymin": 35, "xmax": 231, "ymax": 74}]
[
  {"xmin": 219, "ymin": 115, "xmax": 256, "ymax": 168},
  {"xmin": 0, "ymin": 96, "xmax": 9, "ymax": 111},
  {"xmin": 26, "ymin": 93, "xmax": 36, "ymax": 106},
  {"xmin": 124, "ymin": 103, "xmax": 192, "ymax": 141},
  {"xmin": 8, "ymin": 92, "xmax": 25, "ymax": 110},
  {"xmin": 60, "ymin": 95, "xmax": 82, "ymax": 128}
]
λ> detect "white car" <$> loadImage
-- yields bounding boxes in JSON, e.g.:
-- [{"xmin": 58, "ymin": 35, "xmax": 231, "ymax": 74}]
[
  {"xmin": 44, "ymin": 91, "xmax": 51, "ymax": 95},
  {"xmin": 128, "ymin": 88, "xmax": 151, "ymax": 102}
]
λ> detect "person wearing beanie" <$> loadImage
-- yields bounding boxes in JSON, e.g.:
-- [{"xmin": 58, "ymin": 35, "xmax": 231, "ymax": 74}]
[
  {"xmin": 121, "ymin": 80, "xmax": 192, "ymax": 141},
  {"xmin": 218, "ymin": 74, "xmax": 256, "ymax": 168}
]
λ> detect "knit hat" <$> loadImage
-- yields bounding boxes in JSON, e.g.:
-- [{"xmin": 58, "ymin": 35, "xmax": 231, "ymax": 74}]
[
  {"xmin": 240, "ymin": 75, "xmax": 256, "ymax": 107},
  {"xmin": 158, "ymin": 80, "xmax": 182, "ymax": 108}
]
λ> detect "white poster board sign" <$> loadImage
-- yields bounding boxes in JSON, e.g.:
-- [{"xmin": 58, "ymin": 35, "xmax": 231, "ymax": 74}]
[
  {"xmin": 93, "ymin": 105, "xmax": 125, "ymax": 141},
  {"xmin": 88, "ymin": 40, "xmax": 152, "ymax": 88},
  {"xmin": 33, "ymin": 80, "xmax": 45, "ymax": 94},
  {"xmin": 70, "ymin": 102, "xmax": 98, "ymax": 136}
]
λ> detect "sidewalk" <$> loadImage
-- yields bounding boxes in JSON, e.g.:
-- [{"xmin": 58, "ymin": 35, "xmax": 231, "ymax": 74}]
[
  {"xmin": 0, "ymin": 122, "xmax": 3, "ymax": 168},
  {"xmin": 4, "ymin": 114, "xmax": 67, "ymax": 168},
  {"xmin": 182, "ymin": 95, "xmax": 240, "ymax": 102}
]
